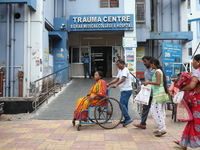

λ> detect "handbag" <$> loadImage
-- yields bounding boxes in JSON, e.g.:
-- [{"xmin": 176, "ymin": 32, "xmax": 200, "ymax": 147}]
[
  {"xmin": 133, "ymin": 85, "xmax": 151, "ymax": 105},
  {"xmin": 173, "ymin": 91, "xmax": 184, "ymax": 104},
  {"xmin": 174, "ymin": 72, "xmax": 197, "ymax": 106},
  {"xmin": 176, "ymin": 100, "xmax": 193, "ymax": 122}
]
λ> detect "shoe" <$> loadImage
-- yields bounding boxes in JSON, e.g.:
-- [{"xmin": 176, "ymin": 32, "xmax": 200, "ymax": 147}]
[
  {"xmin": 120, "ymin": 120, "xmax": 126, "ymax": 124},
  {"xmin": 173, "ymin": 140, "xmax": 187, "ymax": 150},
  {"xmin": 167, "ymin": 108, "xmax": 173, "ymax": 111},
  {"xmin": 155, "ymin": 131, "xmax": 167, "ymax": 137},
  {"xmin": 133, "ymin": 124, "xmax": 146, "ymax": 129},
  {"xmin": 123, "ymin": 119, "xmax": 133, "ymax": 127},
  {"xmin": 153, "ymin": 130, "xmax": 159, "ymax": 134}
]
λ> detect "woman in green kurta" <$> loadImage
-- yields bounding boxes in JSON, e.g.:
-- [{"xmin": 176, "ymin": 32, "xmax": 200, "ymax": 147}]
[{"xmin": 144, "ymin": 57, "xmax": 169, "ymax": 137}]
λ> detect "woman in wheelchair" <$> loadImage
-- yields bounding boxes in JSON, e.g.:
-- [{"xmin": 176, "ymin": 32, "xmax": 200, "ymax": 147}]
[{"xmin": 73, "ymin": 71, "xmax": 107, "ymax": 121}]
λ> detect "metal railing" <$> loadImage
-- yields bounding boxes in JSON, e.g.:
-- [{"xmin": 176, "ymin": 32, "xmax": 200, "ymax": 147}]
[
  {"xmin": 130, "ymin": 72, "xmax": 141, "ymax": 96},
  {"xmin": 31, "ymin": 66, "xmax": 70, "ymax": 111},
  {"xmin": 129, "ymin": 72, "xmax": 142, "ymax": 114}
]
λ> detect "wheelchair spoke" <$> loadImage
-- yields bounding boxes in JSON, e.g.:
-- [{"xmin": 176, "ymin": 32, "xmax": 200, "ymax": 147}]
[{"xmin": 94, "ymin": 97, "xmax": 123, "ymax": 129}]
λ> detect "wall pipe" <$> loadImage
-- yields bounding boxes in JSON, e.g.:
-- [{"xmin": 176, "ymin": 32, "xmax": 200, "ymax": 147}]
[
  {"xmin": 23, "ymin": 4, "xmax": 27, "ymax": 97},
  {"xmin": 0, "ymin": 66, "xmax": 23, "ymax": 70},
  {"xmin": 54, "ymin": 0, "xmax": 57, "ymax": 18},
  {"xmin": 170, "ymin": 0, "xmax": 173, "ymax": 44},
  {"xmin": 27, "ymin": 7, "xmax": 31, "ymax": 97},
  {"xmin": 0, "ymin": 69, "xmax": 4, "ymax": 97},
  {"xmin": 156, "ymin": 0, "xmax": 159, "ymax": 56},
  {"xmin": 161, "ymin": 0, "xmax": 163, "ymax": 31},
  {"xmin": 10, "ymin": 4, "xmax": 15, "ymax": 97},
  {"xmin": 6, "ymin": 4, "xmax": 10, "ymax": 97},
  {"xmin": 18, "ymin": 71, "xmax": 23, "ymax": 97},
  {"xmin": 178, "ymin": 0, "xmax": 181, "ymax": 45},
  {"xmin": 62, "ymin": 0, "xmax": 66, "ymax": 18},
  {"xmin": 3, "ymin": 79, "xmax": 5, "ymax": 97}
]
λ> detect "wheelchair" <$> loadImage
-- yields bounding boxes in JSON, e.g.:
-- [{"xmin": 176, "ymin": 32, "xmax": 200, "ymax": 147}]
[{"xmin": 72, "ymin": 88, "xmax": 123, "ymax": 131}]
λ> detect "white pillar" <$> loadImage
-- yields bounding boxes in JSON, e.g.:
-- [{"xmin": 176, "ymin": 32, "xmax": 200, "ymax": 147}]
[{"xmin": 124, "ymin": 0, "xmax": 137, "ymax": 74}]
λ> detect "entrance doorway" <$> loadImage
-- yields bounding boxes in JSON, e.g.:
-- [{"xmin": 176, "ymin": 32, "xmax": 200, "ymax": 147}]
[{"xmin": 91, "ymin": 47, "xmax": 112, "ymax": 77}]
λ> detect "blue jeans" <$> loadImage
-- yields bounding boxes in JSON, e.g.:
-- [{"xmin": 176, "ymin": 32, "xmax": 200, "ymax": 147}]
[
  {"xmin": 120, "ymin": 90, "xmax": 133, "ymax": 121},
  {"xmin": 83, "ymin": 63, "xmax": 91, "ymax": 78}
]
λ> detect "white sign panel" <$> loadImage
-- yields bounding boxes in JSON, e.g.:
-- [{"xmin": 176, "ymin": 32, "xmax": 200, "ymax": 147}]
[{"xmin": 123, "ymin": 37, "xmax": 137, "ymax": 47}]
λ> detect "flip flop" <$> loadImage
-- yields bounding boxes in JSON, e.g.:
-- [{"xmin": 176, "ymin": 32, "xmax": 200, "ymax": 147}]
[
  {"xmin": 173, "ymin": 140, "xmax": 187, "ymax": 150},
  {"xmin": 155, "ymin": 131, "xmax": 167, "ymax": 137},
  {"xmin": 153, "ymin": 130, "xmax": 159, "ymax": 134},
  {"xmin": 154, "ymin": 130, "xmax": 167, "ymax": 134}
]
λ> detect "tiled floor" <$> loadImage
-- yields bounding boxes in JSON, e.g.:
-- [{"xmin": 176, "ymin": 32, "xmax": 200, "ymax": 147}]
[{"xmin": 0, "ymin": 110, "xmax": 190, "ymax": 150}]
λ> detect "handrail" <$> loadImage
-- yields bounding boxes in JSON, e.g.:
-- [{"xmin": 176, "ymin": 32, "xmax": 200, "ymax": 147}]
[
  {"xmin": 192, "ymin": 41, "xmax": 200, "ymax": 59},
  {"xmin": 129, "ymin": 71, "xmax": 141, "ymax": 99},
  {"xmin": 33, "ymin": 66, "xmax": 69, "ymax": 83},
  {"xmin": 32, "ymin": 66, "xmax": 70, "ymax": 111},
  {"xmin": 129, "ymin": 71, "xmax": 140, "ymax": 84}
]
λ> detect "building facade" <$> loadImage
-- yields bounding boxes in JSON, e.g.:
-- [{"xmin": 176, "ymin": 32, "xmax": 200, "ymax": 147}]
[
  {"xmin": 0, "ymin": 0, "xmax": 192, "ymax": 98},
  {"xmin": 188, "ymin": 0, "xmax": 200, "ymax": 60}
]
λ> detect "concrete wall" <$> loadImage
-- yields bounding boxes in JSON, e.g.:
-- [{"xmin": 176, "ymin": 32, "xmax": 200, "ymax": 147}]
[
  {"xmin": 136, "ymin": 0, "xmax": 151, "ymax": 42},
  {"xmin": 152, "ymin": 0, "xmax": 188, "ymax": 59},
  {"xmin": 0, "ymin": 0, "xmax": 55, "ymax": 97},
  {"xmin": 188, "ymin": 0, "xmax": 200, "ymax": 57},
  {"xmin": 65, "ymin": 0, "xmax": 124, "ymax": 18}
]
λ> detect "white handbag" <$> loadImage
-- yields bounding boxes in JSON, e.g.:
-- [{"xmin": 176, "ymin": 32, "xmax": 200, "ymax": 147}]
[
  {"xmin": 133, "ymin": 85, "xmax": 151, "ymax": 105},
  {"xmin": 173, "ymin": 91, "xmax": 184, "ymax": 104}
]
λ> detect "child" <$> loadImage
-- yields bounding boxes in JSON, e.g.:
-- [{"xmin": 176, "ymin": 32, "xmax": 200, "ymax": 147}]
[{"xmin": 168, "ymin": 74, "xmax": 181, "ymax": 110}]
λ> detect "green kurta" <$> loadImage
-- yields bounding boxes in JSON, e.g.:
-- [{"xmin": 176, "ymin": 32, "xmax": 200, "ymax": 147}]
[{"xmin": 152, "ymin": 69, "xmax": 169, "ymax": 103}]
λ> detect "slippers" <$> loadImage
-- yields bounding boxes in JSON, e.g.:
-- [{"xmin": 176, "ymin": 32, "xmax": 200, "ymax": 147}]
[
  {"xmin": 173, "ymin": 140, "xmax": 187, "ymax": 150},
  {"xmin": 153, "ymin": 130, "xmax": 159, "ymax": 134},
  {"xmin": 173, "ymin": 140, "xmax": 180, "ymax": 145},
  {"xmin": 155, "ymin": 131, "xmax": 167, "ymax": 137}
]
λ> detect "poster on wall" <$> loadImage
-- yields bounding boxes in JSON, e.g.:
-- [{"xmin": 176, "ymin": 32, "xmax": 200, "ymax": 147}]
[
  {"xmin": 162, "ymin": 42, "xmax": 182, "ymax": 85},
  {"xmin": 49, "ymin": 54, "xmax": 53, "ymax": 67},
  {"xmin": 44, "ymin": 49, "xmax": 49, "ymax": 67},
  {"xmin": 136, "ymin": 46, "xmax": 145, "ymax": 62},
  {"xmin": 125, "ymin": 50, "xmax": 135, "ymax": 72},
  {"xmin": 126, "ymin": 51, "xmax": 134, "ymax": 62}
]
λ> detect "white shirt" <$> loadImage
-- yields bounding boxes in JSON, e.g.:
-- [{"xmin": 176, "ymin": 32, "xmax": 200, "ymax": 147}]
[{"xmin": 116, "ymin": 67, "xmax": 133, "ymax": 92}]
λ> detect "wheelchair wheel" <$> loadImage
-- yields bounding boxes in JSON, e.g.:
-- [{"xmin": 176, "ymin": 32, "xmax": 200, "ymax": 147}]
[
  {"xmin": 72, "ymin": 119, "xmax": 75, "ymax": 126},
  {"xmin": 94, "ymin": 97, "xmax": 123, "ymax": 129}
]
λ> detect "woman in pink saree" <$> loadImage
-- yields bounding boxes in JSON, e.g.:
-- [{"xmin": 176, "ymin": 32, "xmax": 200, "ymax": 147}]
[{"xmin": 173, "ymin": 54, "xmax": 200, "ymax": 150}]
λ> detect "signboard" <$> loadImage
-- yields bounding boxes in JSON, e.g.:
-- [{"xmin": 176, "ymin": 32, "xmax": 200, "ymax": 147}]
[
  {"xmin": 125, "ymin": 49, "xmax": 135, "ymax": 72},
  {"xmin": 123, "ymin": 37, "xmax": 137, "ymax": 47},
  {"xmin": 162, "ymin": 42, "xmax": 182, "ymax": 85},
  {"xmin": 69, "ymin": 14, "xmax": 134, "ymax": 31}
]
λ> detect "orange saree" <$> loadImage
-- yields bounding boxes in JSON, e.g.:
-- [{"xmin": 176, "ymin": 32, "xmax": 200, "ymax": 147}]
[{"xmin": 73, "ymin": 79, "xmax": 107, "ymax": 120}]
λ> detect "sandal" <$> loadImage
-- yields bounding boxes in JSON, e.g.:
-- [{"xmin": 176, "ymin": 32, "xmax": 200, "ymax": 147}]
[
  {"xmin": 155, "ymin": 131, "xmax": 167, "ymax": 137},
  {"xmin": 153, "ymin": 130, "xmax": 159, "ymax": 134},
  {"xmin": 173, "ymin": 140, "xmax": 187, "ymax": 150}
]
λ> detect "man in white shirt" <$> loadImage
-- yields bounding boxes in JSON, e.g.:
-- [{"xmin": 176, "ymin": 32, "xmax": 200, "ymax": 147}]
[{"xmin": 107, "ymin": 59, "xmax": 133, "ymax": 127}]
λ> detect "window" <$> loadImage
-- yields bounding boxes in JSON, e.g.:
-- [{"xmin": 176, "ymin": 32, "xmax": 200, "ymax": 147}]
[
  {"xmin": 188, "ymin": 0, "xmax": 190, "ymax": 9},
  {"xmin": 136, "ymin": 0, "xmax": 145, "ymax": 23},
  {"xmin": 49, "ymin": 37, "xmax": 52, "ymax": 54},
  {"xmin": 70, "ymin": 47, "xmax": 90, "ymax": 63},
  {"xmin": 188, "ymin": 48, "xmax": 192, "ymax": 56},
  {"xmin": 197, "ymin": 21, "xmax": 200, "ymax": 38},
  {"xmin": 72, "ymin": 48, "xmax": 79, "ymax": 63},
  {"xmin": 100, "ymin": 0, "xmax": 119, "ymax": 8},
  {"xmin": 188, "ymin": 23, "xmax": 191, "ymax": 31}
]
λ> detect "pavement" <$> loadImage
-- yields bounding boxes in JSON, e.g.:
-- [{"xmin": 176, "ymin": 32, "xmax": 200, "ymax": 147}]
[{"xmin": 0, "ymin": 78, "xmax": 191, "ymax": 150}]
